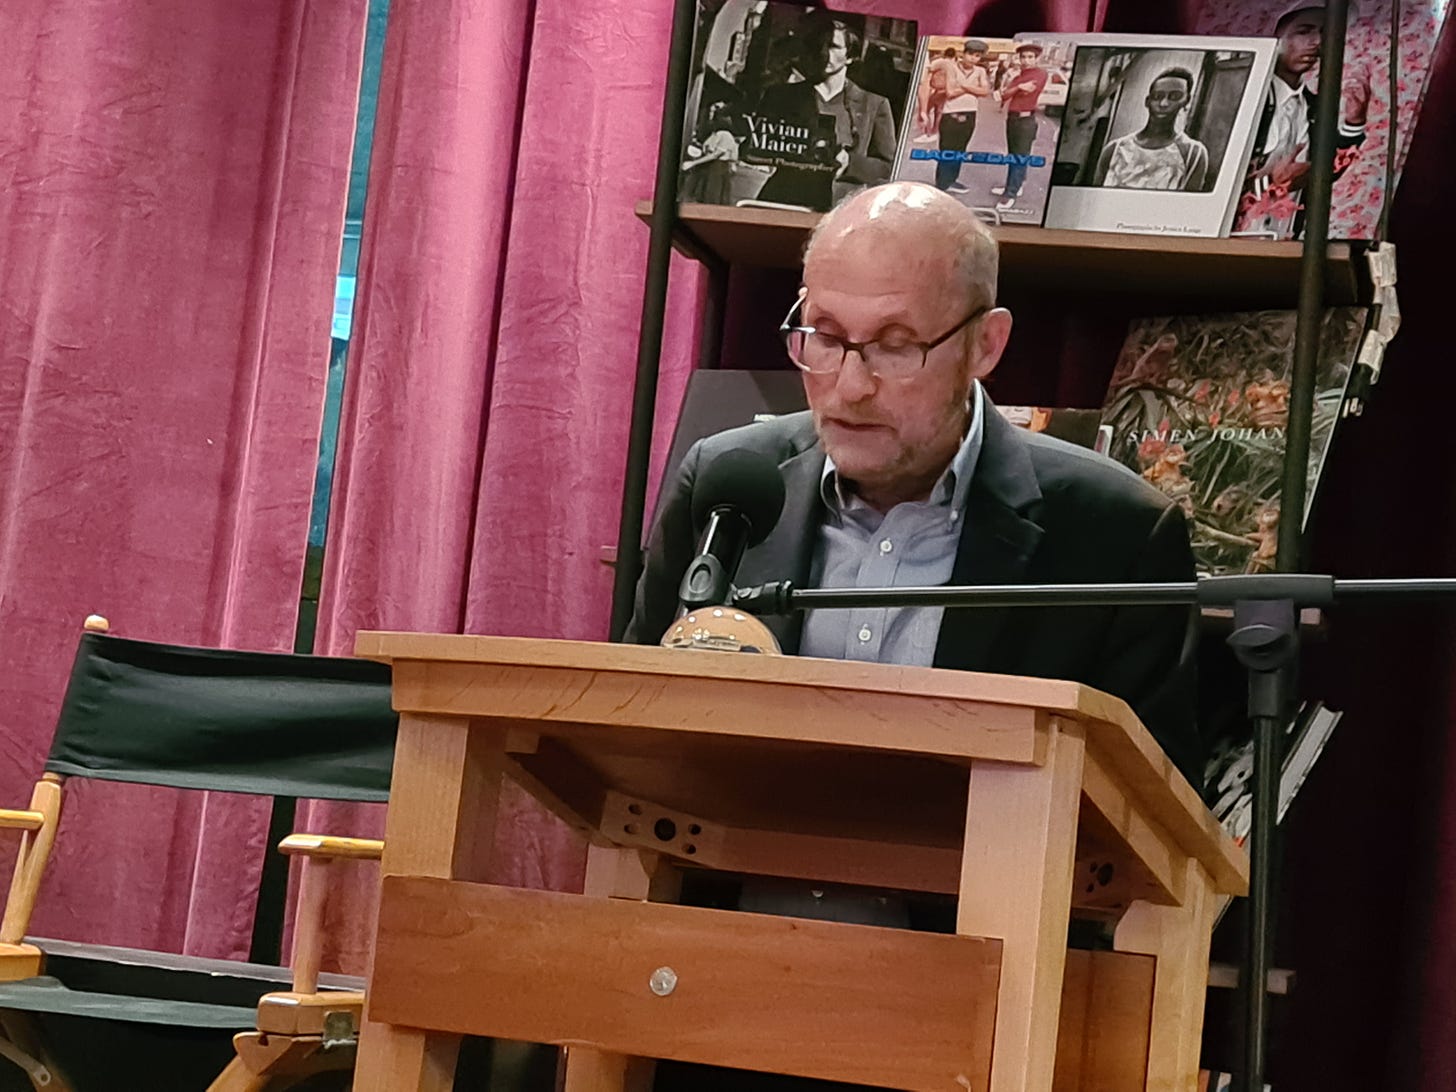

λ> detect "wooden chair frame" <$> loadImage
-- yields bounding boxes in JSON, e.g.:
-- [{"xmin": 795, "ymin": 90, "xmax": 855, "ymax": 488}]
[{"xmin": 209, "ymin": 835, "xmax": 383, "ymax": 1092}]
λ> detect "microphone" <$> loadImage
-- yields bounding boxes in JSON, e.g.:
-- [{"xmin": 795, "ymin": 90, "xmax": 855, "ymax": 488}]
[{"xmin": 677, "ymin": 448, "xmax": 786, "ymax": 611}]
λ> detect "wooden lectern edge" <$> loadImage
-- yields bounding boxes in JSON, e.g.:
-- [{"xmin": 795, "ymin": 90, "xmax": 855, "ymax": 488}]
[
  {"xmin": 355, "ymin": 631, "xmax": 1247, "ymax": 895},
  {"xmin": 1066, "ymin": 685, "xmax": 1248, "ymax": 896},
  {"xmin": 359, "ymin": 631, "xmax": 1093, "ymax": 709}
]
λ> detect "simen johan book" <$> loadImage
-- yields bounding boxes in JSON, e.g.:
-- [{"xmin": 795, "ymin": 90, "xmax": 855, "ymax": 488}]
[
  {"xmin": 679, "ymin": 2, "xmax": 917, "ymax": 213},
  {"xmin": 1039, "ymin": 32, "xmax": 1278, "ymax": 236},
  {"xmin": 1196, "ymin": 0, "xmax": 1453, "ymax": 240},
  {"xmin": 1099, "ymin": 307, "xmax": 1366, "ymax": 576},
  {"xmin": 890, "ymin": 35, "xmax": 1073, "ymax": 224}
]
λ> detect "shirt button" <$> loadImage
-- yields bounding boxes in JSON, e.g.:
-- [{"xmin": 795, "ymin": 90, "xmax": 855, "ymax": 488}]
[
  {"xmin": 879, "ymin": 539, "xmax": 893, "ymax": 554},
  {"xmin": 858, "ymin": 626, "xmax": 872, "ymax": 642}
]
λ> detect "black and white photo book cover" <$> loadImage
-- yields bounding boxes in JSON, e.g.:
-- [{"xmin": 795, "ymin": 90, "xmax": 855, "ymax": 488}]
[
  {"xmin": 678, "ymin": 1, "xmax": 917, "ymax": 213},
  {"xmin": 1038, "ymin": 33, "xmax": 1278, "ymax": 236}
]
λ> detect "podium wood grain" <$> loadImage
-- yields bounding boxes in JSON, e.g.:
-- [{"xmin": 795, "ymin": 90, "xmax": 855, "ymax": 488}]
[
  {"xmin": 372, "ymin": 876, "xmax": 1003, "ymax": 1091},
  {"xmin": 354, "ymin": 714, "xmax": 510, "ymax": 1091},
  {"xmin": 352, "ymin": 634, "xmax": 1248, "ymax": 1092}
]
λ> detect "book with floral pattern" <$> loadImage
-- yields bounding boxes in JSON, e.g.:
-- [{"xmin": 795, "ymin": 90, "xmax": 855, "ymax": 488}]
[
  {"xmin": 1100, "ymin": 308, "xmax": 1366, "ymax": 575},
  {"xmin": 1196, "ymin": 0, "xmax": 1452, "ymax": 239}
]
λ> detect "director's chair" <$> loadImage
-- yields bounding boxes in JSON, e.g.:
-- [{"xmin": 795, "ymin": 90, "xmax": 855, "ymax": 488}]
[{"xmin": 0, "ymin": 616, "xmax": 396, "ymax": 1091}]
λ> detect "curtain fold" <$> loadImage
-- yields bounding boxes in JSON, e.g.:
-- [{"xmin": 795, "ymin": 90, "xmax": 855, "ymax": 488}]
[
  {"xmin": 308, "ymin": 0, "xmax": 547, "ymax": 975},
  {"xmin": 0, "ymin": 0, "xmax": 366, "ymax": 957}
]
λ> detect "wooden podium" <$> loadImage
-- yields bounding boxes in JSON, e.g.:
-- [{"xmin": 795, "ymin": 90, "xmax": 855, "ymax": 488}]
[{"xmin": 351, "ymin": 633, "xmax": 1247, "ymax": 1092}]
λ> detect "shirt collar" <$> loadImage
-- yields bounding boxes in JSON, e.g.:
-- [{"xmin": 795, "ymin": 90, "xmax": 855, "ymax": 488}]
[
  {"xmin": 1271, "ymin": 77, "xmax": 1303, "ymax": 108},
  {"xmin": 819, "ymin": 380, "xmax": 986, "ymax": 523}
]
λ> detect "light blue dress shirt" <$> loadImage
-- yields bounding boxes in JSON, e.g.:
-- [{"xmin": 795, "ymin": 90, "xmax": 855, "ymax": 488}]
[
  {"xmin": 798, "ymin": 381, "xmax": 985, "ymax": 667},
  {"xmin": 739, "ymin": 384, "xmax": 986, "ymax": 927}
]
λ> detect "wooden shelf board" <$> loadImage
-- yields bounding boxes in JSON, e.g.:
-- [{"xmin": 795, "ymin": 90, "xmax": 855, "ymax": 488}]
[{"xmin": 635, "ymin": 200, "xmax": 1365, "ymax": 309}]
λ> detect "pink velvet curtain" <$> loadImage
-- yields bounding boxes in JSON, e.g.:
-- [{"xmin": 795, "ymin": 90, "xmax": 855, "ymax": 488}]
[
  {"xmin": 307, "ymin": 0, "xmax": 711, "ymax": 972},
  {"xmin": 0, "ymin": 1, "xmax": 367, "ymax": 957}
]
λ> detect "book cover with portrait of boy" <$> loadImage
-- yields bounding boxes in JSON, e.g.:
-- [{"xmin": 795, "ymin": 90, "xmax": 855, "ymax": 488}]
[
  {"xmin": 1099, "ymin": 307, "xmax": 1366, "ymax": 575},
  {"xmin": 891, "ymin": 35, "xmax": 1072, "ymax": 224},
  {"xmin": 1195, "ymin": 0, "xmax": 1452, "ymax": 240},
  {"xmin": 1040, "ymin": 32, "xmax": 1278, "ymax": 236}
]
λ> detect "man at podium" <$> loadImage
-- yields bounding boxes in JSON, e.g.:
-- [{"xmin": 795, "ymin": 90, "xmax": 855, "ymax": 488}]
[{"xmin": 626, "ymin": 181, "xmax": 1202, "ymax": 786}]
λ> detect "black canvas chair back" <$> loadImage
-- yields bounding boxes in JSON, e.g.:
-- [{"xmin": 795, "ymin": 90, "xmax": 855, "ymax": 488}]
[
  {"xmin": 0, "ymin": 629, "xmax": 399, "ymax": 1089},
  {"xmin": 46, "ymin": 630, "xmax": 396, "ymax": 803}
]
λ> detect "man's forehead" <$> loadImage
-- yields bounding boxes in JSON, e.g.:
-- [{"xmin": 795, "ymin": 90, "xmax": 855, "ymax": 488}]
[
  {"xmin": 1282, "ymin": 7, "xmax": 1326, "ymax": 30},
  {"xmin": 805, "ymin": 247, "xmax": 958, "ymax": 324}
]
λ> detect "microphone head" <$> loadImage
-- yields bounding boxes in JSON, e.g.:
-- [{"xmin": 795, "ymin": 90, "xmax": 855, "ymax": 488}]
[{"xmin": 691, "ymin": 448, "xmax": 786, "ymax": 548}]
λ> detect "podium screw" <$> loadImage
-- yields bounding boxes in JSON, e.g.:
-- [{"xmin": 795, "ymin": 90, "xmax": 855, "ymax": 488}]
[{"xmin": 649, "ymin": 967, "xmax": 678, "ymax": 997}]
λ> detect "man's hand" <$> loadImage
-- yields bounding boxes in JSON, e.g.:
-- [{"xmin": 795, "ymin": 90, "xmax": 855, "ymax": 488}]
[
  {"xmin": 1267, "ymin": 143, "xmax": 1313, "ymax": 189},
  {"xmin": 1342, "ymin": 69, "xmax": 1372, "ymax": 128},
  {"xmin": 834, "ymin": 148, "xmax": 850, "ymax": 178},
  {"xmin": 1016, "ymin": 81, "xmax": 1038, "ymax": 94}
]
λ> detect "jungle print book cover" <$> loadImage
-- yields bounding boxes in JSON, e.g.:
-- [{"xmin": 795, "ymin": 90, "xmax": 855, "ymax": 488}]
[{"xmin": 1100, "ymin": 307, "xmax": 1366, "ymax": 575}]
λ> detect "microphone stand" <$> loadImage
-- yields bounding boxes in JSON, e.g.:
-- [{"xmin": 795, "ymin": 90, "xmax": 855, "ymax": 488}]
[{"xmin": 733, "ymin": 572, "xmax": 1456, "ymax": 1090}]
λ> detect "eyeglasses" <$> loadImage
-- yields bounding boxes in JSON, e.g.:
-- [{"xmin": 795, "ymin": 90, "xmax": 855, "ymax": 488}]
[{"xmin": 779, "ymin": 295, "xmax": 988, "ymax": 379}]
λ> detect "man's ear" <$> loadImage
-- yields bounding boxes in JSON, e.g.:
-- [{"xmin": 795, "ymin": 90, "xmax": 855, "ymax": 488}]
[{"xmin": 969, "ymin": 307, "xmax": 1013, "ymax": 381}]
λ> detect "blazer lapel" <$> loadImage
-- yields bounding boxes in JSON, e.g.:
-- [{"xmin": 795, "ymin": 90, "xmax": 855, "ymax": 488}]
[
  {"xmin": 934, "ymin": 405, "xmax": 1045, "ymax": 672},
  {"xmin": 736, "ymin": 432, "xmax": 825, "ymax": 655}
]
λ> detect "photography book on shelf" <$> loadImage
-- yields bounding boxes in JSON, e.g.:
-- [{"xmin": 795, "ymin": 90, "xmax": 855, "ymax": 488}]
[
  {"xmin": 1099, "ymin": 307, "xmax": 1366, "ymax": 576},
  {"xmin": 1206, "ymin": 702, "xmax": 1344, "ymax": 847},
  {"xmin": 890, "ymin": 35, "xmax": 1073, "ymax": 224},
  {"xmin": 995, "ymin": 405, "xmax": 1109, "ymax": 452},
  {"xmin": 1196, "ymin": 0, "xmax": 1452, "ymax": 241},
  {"xmin": 1200, "ymin": 1071, "xmax": 1272, "ymax": 1092},
  {"xmin": 1205, "ymin": 700, "xmax": 1343, "ymax": 928},
  {"xmin": 679, "ymin": 2, "xmax": 917, "ymax": 213},
  {"xmin": 1038, "ymin": 32, "xmax": 1278, "ymax": 236}
]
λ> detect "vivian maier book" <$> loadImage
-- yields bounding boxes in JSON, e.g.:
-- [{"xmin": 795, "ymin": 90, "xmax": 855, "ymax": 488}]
[{"xmin": 679, "ymin": 2, "xmax": 917, "ymax": 213}]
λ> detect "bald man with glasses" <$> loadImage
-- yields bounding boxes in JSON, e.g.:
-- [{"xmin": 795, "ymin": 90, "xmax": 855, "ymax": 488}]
[{"xmin": 626, "ymin": 181, "xmax": 1202, "ymax": 785}]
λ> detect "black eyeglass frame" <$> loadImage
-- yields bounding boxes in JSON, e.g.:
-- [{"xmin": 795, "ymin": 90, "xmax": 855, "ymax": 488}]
[{"xmin": 778, "ymin": 295, "xmax": 990, "ymax": 378}]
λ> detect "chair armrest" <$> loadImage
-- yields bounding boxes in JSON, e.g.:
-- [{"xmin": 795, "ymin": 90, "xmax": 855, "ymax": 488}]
[
  {"xmin": 278, "ymin": 834, "xmax": 383, "ymax": 861},
  {"xmin": 1, "ymin": 776, "xmax": 62, "ymax": 946},
  {"xmin": 0, "ymin": 812, "xmax": 45, "ymax": 833},
  {"xmin": 282, "ymin": 834, "xmax": 383, "ymax": 995}
]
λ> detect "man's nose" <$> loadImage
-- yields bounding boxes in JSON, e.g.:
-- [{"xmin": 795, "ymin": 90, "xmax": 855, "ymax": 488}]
[{"xmin": 834, "ymin": 348, "xmax": 879, "ymax": 400}]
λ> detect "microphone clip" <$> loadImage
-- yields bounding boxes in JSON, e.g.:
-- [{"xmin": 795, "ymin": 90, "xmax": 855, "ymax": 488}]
[
  {"xmin": 678, "ymin": 507, "xmax": 752, "ymax": 609},
  {"xmin": 731, "ymin": 581, "xmax": 796, "ymax": 616}
]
